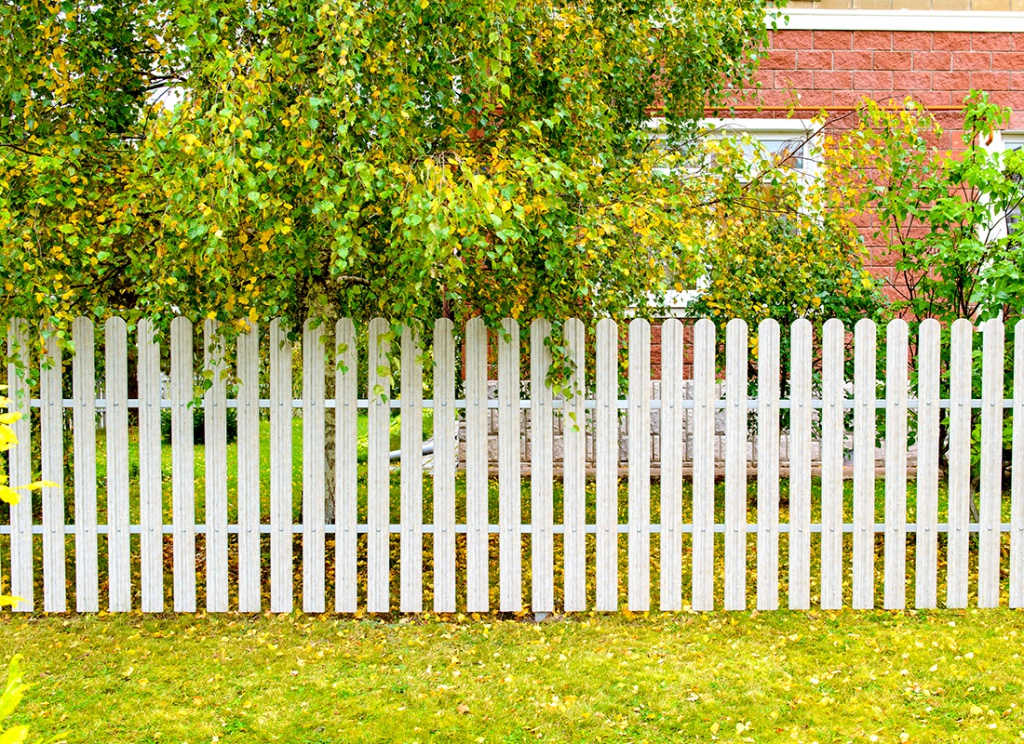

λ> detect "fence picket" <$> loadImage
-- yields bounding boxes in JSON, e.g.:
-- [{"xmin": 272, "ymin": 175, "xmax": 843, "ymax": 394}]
[
  {"xmin": 367, "ymin": 318, "xmax": 391, "ymax": 613},
  {"xmin": 41, "ymin": 330, "xmax": 66, "ymax": 612},
  {"xmin": 660, "ymin": 320, "xmax": 684, "ymax": 612},
  {"xmin": 915, "ymin": 319, "xmax": 940, "ymax": 610},
  {"xmin": 432, "ymin": 319, "xmax": 456, "ymax": 613},
  {"xmin": 400, "ymin": 325, "xmax": 424, "ymax": 613},
  {"xmin": 72, "ymin": 318, "xmax": 98, "ymax": 612},
  {"xmin": 788, "ymin": 319, "xmax": 812, "ymax": 611},
  {"xmin": 596, "ymin": 319, "xmax": 619, "ymax": 612},
  {"xmin": 105, "ymin": 317, "xmax": 131, "ymax": 612},
  {"xmin": 466, "ymin": 318, "xmax": 489, "ymax": 612},
  {"xmin": 563, "ymin": 318, "xmax": 587, "ymax": 612},
  {"xmin": 499, "ymin": 319, "xmax": 522, "ymax": 612},
  {"xmin": 237, "ymin": 321, "xmax": 261, "ymax": 613},
  {"xmin": 270, "ymin": 318, "xmax": 293, "ymax": 613},
  {"xmin": 6, "ymin": 320, "xmax": 32, "ymax": 611},
  {"xmin": 628, "ymin": 319, "xmax": 651, "ymax": 612},
  {"xmin": 1011, "ymin": 320, "xmax": 1024, "ymax": 609},
  {"xmin": 335, "ymin": 319, "xmax": 358, "ymax": 613},
  {"xmin": 302, "ymin": 319, "xmax": 326, "ymax": 613},
  {"xmin": 978, "ymin": 319, "xmax": 1004, "ymax": 608},
  {"xmin": 884, "ymin": 319, "xmax": 909, "ymax": 610},
  {"xmin": 138, "ymin": 319, "xmax": 163, "ymax": 612},
  {"xmin": 947, "ymin": 318, "xmax": 972, "ymax": 609},
  {"xmin": 725, "ymin": 319, "xmax": 748, "ymax": 611},
  {"xmin": 204, "ymin": 320, "xmax": 229, "ymax": 613},
  {"xmin": 530, "ymin": 319, "xmax": 554, "ymax": 614},
  {"xmin": 692, "ymin": 318, "xmax": 716, "ymax": 611},
  {"xmin": 756, "ymin": 319, "xmax": 780, "ymax": 611},
  {"xmin": 853, "ymin": 319, "xmax": 876, "ymax": 610},
  {"xmin": 170, "ymin": 317, "xmax": 196, "ymax": 613},
  {"xmin": 821, "ymin": 318, "xmax": 844, "ymax": 611}
]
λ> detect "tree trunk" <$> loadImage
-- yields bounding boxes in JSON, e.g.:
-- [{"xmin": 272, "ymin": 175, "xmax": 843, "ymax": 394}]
[{"xmin": 324, "ymin": 412, "xmax": 337, "ymax": 525}]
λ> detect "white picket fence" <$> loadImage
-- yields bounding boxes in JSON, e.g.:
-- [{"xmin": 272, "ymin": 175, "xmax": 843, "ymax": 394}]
[{"xmin": 2, "ymin": 315, "xmax": 1024, "ymax": 614}]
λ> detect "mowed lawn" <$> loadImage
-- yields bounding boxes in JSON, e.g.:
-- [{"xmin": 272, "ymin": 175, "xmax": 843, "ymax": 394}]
[{"xmin": 2, "ymin": 610, "xmax": 1024, "ymax": 743}]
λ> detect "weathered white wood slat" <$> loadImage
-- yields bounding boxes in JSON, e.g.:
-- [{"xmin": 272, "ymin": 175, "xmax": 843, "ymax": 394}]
[
  {"xmin": 756, "ymin": 319, "xmax": 780, "ymax": 611},
  {"xmin": 724, "ymin": 319, "xmax": 748, "ymax": 611},
  {"xmin": 660, "ymin": 320, "xmax": 684, "ymax": 612},
  {"xmin": 788, "ymin": 319, "xmax": 813, "ymax": 611},
  {"xmin": 41, "ymin": 330, "xmax": 66, "ymax": 612},
  {"xmin": 204, "ymin": 320, "xmax": 229, "ymax": 613},
  {"xmin": 236, "ymin": 321, "xmax": 261, "ymax": 612},
  {"xmin": 335, "ymin": 319, "xmax": 358, "ymax": 613},
  {"xmin": 400, "ymin": 325, "xmax": 424, "ymax": 613},
  {"xmin": 269, "ymin": 319, "xmax": 294, "ymax": 613},
  {"xmin": 530, "ymin": 319, "xmax": 554, "ymax": 613},
  {"xmin": 596, "ymin": 318, "xmax": 619, "ymax": 612},
  {"xmin": 432, "ymin": 319, "xmax": 456, "ymax": 613},
  {"xmin": 1011, "ymin": 320, "xmax": 1024, "ymax": 609},
  {"xmin": 465, "ymin": 317, "xmax": 489, "ymax": 612},
  {"xmin": 692, "ymin": 318, "xmax": 716, "ymax": 611},
  {"xmin": 821, "ymin": 318, "xmax": 844, "ymax": 611},
  {"xmin": 7, "ymin": 320, "xmax": 33, "ymax": 611},
  {"xmin": 884, "ymin": 319, "xmax": 909, "ymax": 610},
  {"xmin": 71, "ymin": 318, "xmax": 99, "ymax": 612},
  {"xmin": 302, "ymin": 320, "xmax": 326, "ymax": 613},
  {"xmin": 562, "ymin": 318, "xmax": 587, "ymax": 612},
  {"xmin": 978, "ymin": 318, "xmax": 1004, "ymax": 608},
  {"xmin": 170, "ymin": 317, "xmax": 196, "ymax": 613},
  {"xmin": 137, "ymin": 319, "xmax": 163, "ymax": 612},
  {"xmin": 105, "ymin": 317, "xmax": 131, "ymax": 612},
  {"xmin": 627, "ymin": 319, "xmax": 651, "ymax": 612},
  {"xmin": 852, "ymin": 319, "xmax": 876, "ymax": 610},
  {"xmin": 914, "ymin": 319, "xmax": 940, "ymax": 610},
  {"xmin": 947, "ymin": 318, "xmax": 972, "ymax": 609},
  {"xmin": 367, "ymin": 318, "xmax": 391, "ymax": 613},
  {"xmin": 498, "ymin": 318, "xmax": 522, "ymax": 612}
]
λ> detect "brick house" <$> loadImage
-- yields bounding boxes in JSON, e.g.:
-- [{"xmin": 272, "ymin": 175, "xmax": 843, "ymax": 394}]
[{"xmin": 716, "ymin": 3, "xmax": 1024, "ymax": 288}]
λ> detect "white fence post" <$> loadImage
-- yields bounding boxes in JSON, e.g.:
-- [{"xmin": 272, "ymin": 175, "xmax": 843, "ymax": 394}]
[
  {"xmin": 883, "ymin": 319, "xmax": 909, "ymax": 611},
  {"xmin": 498, "ymin": 318, "xmax": 522, "ymax": 612},
  {"xmin": 627, "ymin": 319, "xmax": 651, "ymax": 612},
  {"xmin": 270, "ymin": 318, "xmax": 294, "ymax": 613},
  {"xmin": 692, "ymin": 318, "xmax": 716, "ymax": 612},
  {"xmin": 660, "ymin": 319, "xmax": 684, "ymax": 612},
  {"xmin": 756, "ymin": 318, "xmax": 780, "ymax": 612},
  {"xmin": 302, "ymin": 319, "xmax": 326, "ymax": 614},
  {"xmin": 595, "ymin": 318, "xmax": 619, "ymax": 612},
  {"xmin": 915, "ymin": 319, "xmax": 940, "ymax": 610},
  {"xmin": 562, "ymin": 318, "xmax": 587, "ymax": 612},
  {"xmin": 788, "ymin": 319, "xmax": 812, "ymax": 611},
  {"xmin": 725, "ymin": 319, "xmax": 748, "ymax": 612},
  {"xmin": 530, "ymin": 319, "xmax": 554, "ymax": 614},
  {"xmin": 105, "ymin": 317, "xmax": 131, "ymax": 613},
  {"xmin": 852, "ymin": 318, "xmax": 876, "ymax": 611},
  {"xmin": 72, "ymin": 317, "xmax": 99, "ymax": 613}
]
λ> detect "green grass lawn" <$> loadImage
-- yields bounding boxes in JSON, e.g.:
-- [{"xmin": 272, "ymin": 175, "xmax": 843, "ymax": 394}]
[{"xmin": 3, "ymin": 610, "xmax": 1024, "ymax": 743}]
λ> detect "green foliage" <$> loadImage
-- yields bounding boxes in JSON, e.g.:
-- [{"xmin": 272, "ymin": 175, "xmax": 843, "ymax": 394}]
[
  {"xmin": 837, "ymin": 91, "xmax": 1024, "ymax": 324},
  {"xmin": 1, "ymin": 0, "xmax": 783, "ymax": 354},
  {"xmin": 835, "ymin": 92, "xmax": 1024, "ymax": 475},
  {"xmin": 160, "ymin": 404, "xmax": 239, "ymax": 445},
  {"xmin": 0, "ymin": 655, "xmax": 64, "ymax": 744},
  {"xmin": 684, "ymin": 125, "xmax": 884, "ymax": 335}
]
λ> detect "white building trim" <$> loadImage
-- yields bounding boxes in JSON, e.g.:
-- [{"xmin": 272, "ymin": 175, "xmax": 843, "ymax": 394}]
[{"xmin": 774, "ymin": 8, "xmax": 1024, "ymax": 34}]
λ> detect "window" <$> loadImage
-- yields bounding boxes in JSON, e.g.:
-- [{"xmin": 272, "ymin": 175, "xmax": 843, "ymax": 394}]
[
  {"xmin": 649, "ymin": 118, "xmax": 821, "ymax": 316},
  {"xmin": 1001, "ymin": 132, "xmax": 1024, "ymax": 243}
]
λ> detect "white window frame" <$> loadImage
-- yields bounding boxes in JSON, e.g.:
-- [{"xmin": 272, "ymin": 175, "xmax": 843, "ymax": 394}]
[{"xmin": 653, "ymin": 117, "xmax": 822, "ymax": 316}]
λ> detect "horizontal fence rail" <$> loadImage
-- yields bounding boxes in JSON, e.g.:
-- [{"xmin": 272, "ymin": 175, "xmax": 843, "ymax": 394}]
[{"xmin": 2, "ymin": 315, "xmax": 1023, "ymax": 614}]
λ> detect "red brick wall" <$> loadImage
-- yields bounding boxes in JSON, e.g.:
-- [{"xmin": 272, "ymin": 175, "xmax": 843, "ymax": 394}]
[{"xmin": 717, "ymin": 28, "xmax": 1024, "ymax": 289}]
